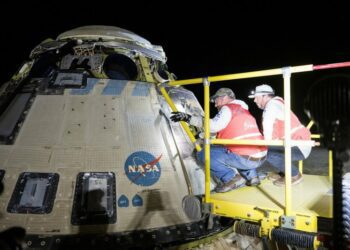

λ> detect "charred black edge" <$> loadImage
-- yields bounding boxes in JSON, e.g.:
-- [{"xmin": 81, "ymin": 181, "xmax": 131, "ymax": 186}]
[{"xmin": 24, "ymin": 216, "xmax": 233, "ymax": 249}]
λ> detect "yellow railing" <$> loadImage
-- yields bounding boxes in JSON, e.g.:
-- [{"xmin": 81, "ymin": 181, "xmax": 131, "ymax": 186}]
[
  {"xmin": 167, "ymin": 65, "xmax": 313, "ymax": 86},
  {"xmin": 299, "ymin": 121, "xmax": 321, "ymax": 174},
  {"xmin": 164, "ymin": 64, "xmax": 317, "ymax": 217},
  {"xmin": 161, "ymin": 61, "xmax": 350, "ymax": 219},
  {"xmin": 157, "ymin": 61, "xmax": 350, "ymax": 239},
  {"xmin": 158, "ymin": 85, "xmax": 201, "ymax": 152},
  {"xmin": 203, "ymin": 78, "xmax": 211, "ymax": 203}
]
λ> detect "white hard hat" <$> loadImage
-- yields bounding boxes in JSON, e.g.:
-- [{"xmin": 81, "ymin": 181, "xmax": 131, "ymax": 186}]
[{"xmin": 248, "ymin": 84, "xmax": 275, "ymax": 98}]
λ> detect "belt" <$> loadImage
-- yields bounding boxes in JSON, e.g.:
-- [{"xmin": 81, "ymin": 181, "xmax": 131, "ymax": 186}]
[{"xmin": 240, "ymin": 155, "xmax": 266, "ymax": 162}]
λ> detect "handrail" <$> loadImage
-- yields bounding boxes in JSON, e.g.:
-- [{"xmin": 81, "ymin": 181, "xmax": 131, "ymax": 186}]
[
  {"xmin": 164, "ymin": 61, "xmax": 350, "ymax": 218},
  {"xmin": 329, "ymin": 150, "xmax": 333, "ymax": 183},
  {"xmin": 282, "ymin": 67, "xmax": 293, "ymax": 215},
  {"xmin": 158, "ymin": 84, "xmax": 202, "ymax": 152},
  {"xmin": 168, "ymin": 61, "xmax": 350, "ymax": 86},
  {"xmin": 168, "ymin": 65, "xmax": 313, "ymax": 86},
  {"xmin": 203, "ymin": 78, "xmax": 211, "ymax": 203},
  {"xmin": 300, "ymin": 120, "xmax": 320, "ymax": 174}
]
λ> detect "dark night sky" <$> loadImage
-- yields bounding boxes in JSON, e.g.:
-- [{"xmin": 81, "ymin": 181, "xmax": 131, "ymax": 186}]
[{"xmin": 1, "ymin": 1, "xmax": 349, "ymax": 121}]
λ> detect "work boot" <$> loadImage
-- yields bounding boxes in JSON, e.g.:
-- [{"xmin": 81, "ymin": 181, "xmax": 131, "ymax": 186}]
[
  {"xmin": 215, "ymin": 175, "xmax": 246, "ymax": 193},
  {"xmin": 273, "ymin": 173, "xmax": 303, "ymax": 187},
  {"xmin": 246, "ymin": 176, "xmax": 261, "ymax": 186},
  {"xmin": 268, "ymin": 172, "xmax": 284, "ymax": 181}
]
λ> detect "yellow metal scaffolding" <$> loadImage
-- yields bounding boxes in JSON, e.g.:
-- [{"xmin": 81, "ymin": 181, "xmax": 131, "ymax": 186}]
[{"xmin": 159, "ymin": 61, "xmax": 350, "ymax": 243}]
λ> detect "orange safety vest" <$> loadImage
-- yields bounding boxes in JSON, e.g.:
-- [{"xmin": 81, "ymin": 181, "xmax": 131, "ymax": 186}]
[
  {"xmin": 217, "ymin": 103, "xmax": 267, "ymax": 156},
  {"xmin": 271, "ymin": 97, "xmax": 311, "ymax": 140}
]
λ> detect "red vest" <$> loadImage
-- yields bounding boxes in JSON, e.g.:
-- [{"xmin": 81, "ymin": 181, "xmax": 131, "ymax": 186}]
[
  {"xmin": 217, "ymin": 103, "xmax": 267, "ymax": 156},
  {"xmin": 272, "ymin": 98, "xmax": 311, "ymax": 140}
]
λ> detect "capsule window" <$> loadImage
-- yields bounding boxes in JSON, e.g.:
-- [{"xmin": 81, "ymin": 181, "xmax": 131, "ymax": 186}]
[
  {"xmin": 103, "ymin": 54, "xmax": 138, "ymax": 80},
  {"xmin": 71, "ymin": 172, "xmax": 116, "ymax": 225},
  {"xmin": 7, "ymin": 172, "xmax": 59, "ymax": 214}
]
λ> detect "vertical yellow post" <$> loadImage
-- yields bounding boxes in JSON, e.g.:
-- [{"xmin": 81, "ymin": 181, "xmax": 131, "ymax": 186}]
[
  {"xmin": 203, "ymin": 78, "xmax": 211, "ymax": 203},
  {"xmin": 298, "ymin": 160, "xmax": 303, "ymax": 174},
  {"xmin": 282, "ymin": 67, "xmax": 292, "ymax": 216},
  {"xmin": 329, "ymin": 150, "xmax": 333, "ymax": 183}
]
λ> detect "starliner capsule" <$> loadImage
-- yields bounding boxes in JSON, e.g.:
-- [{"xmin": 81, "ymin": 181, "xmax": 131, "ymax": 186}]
[{"xmin": 0, "ymin": 26, "xmax": 223, "ymax": 249}]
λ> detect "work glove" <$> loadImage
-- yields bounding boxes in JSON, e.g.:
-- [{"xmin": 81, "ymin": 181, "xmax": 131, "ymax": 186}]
[{"xmin": 170, "ymin": 111, "xmax": 192, "ymax": 123}]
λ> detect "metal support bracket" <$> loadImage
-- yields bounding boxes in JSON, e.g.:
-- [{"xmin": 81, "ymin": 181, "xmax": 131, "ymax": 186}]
[
  {"xmin": 254, "ymin": 207, "xmax": 273, "ymax": 237},
  {"xmin": 281, "ymin": 215, "xmax": 296, "ymax": 229},
  {"xmin": 260, "ymin": 217, "xmax": 273, "ymax": 237},
  {"xmin": 203, "ymin": 77, "xmax": 210, "ymax": 86},
  {"xmin": 159, "ymin": 81, "xmax": 170, "ymax": 88},
  {"xmin": 282, "ymin": 66, "xmax": 292, "ymax": 79},
  {"xmin": 202, "ymin": 202, "xmax": 213, "ymax": 214}
]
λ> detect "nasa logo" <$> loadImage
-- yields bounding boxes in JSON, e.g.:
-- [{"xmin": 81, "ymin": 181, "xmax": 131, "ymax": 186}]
[{"xmin": 124, "ymin": 151, "xmax": 162, "ymax": 186}]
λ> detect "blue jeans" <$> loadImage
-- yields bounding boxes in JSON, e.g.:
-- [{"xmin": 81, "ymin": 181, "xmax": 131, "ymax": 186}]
[
  {"xmin": 197, "ymin": 146, "xmax": 265, "ymax": 183},
  {"xmin": 267, "ymin": 146, "xmax": 306, "ymax": 177}
]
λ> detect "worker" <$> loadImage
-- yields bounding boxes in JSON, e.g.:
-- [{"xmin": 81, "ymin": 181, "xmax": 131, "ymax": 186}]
[
  {"xmin": 248, "ymin": 84, "xmax": 311, "ymax": 186},
  {"xmin": 170, "ymin": 88, "xmax": 267, "ymax": 192}
]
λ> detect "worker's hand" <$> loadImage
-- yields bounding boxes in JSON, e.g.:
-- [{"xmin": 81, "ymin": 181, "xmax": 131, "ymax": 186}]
[{"xmin": 170, "ymin": 111, "xmax": 192, "ymax": 123}]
